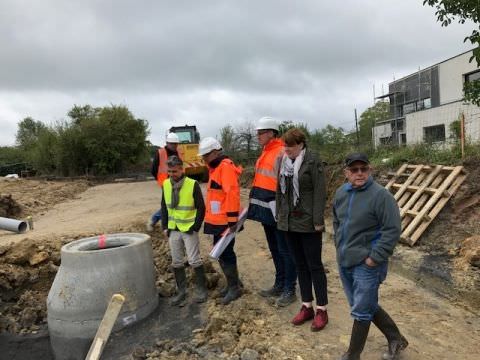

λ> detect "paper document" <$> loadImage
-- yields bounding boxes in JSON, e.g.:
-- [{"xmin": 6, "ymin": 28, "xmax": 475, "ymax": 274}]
[
  {"xmin": 209, "ymin": 207, "xmax": 249, "ymax": 260},
  {"xmin": 268, "ymin": 200, "xmax": 276, "ymax": 218}
]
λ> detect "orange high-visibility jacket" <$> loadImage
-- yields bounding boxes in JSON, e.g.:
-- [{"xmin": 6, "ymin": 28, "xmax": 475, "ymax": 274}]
[
  {"xmin": 204, "ymin": 157, "xmax": 242, "ymax": 235},
  {"xmin": 247, "ymin": 138, "xmax": 284, "ymax": 225},
  {"xmin": 156, "ymin": 147, "xmax": 184, "ymax": 187}
]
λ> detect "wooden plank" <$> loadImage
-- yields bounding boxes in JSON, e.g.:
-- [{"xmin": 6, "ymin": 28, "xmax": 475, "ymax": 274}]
[
  {"xmin": 412, "ymin": 173, "xmax": 444, "ymax": 212},
  {"xmin": 394, "ymin": 165, "xmax": 424, "ymax": 201},
  {"xmin": 398, "ymin": 171, "xmax": 427, "ymax": 208},
  {"xmin": 409, "ymin": 174, "xmax": 466, "ymax": 244},
  {"xmin": 403, "ymin": 209, "xmax": 431, "ymax": 221},
  {"xmin": 405, "ymin": 165, "xmax": 458, "ymax": 171},
  {"xmin": 401, "ymin": 166, "xmax": 463, "ymax": 241},
  {"xmin": 85, "ymin": 293, "xmax": 125, "ymax": 360},
  {"xmin": 399, "ymin": 165, "xmax": 443, "ymax": 217},
  {"xmin": 391, "ymin": 183, "xmax": 438, "ymax": 195},
  {"xmin": 385, "ymin": 163, "xmax": 409, "ymax": 191}
]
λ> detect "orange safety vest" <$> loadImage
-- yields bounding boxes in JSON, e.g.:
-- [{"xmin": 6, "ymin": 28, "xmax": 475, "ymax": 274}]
[
  {"xmin": 205, "ymin": 158, "xmax": 242, "ymax": 228},
  {"xmin": 247, "ymin": 138, "xmax": 284, "ymax": 225},
  {"xmin": 156, "ymin": 147, "xmax": 184, "ymax": 187},
  {"xmin": 252, "ymin": 138, "xmax": 284, "ymax": 192}
]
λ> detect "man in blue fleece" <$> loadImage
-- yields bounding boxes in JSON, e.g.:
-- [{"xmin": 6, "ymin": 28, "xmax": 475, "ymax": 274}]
[{"xmin": 333, "ymin": 153, "xmax": 408, "ymax": 360}]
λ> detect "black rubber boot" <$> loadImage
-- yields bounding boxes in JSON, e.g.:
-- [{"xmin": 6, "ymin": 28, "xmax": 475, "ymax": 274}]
[
  {"xmin": 193, "ymin": 265, "xmax": 208, "ymax": 303},
  {"xmin": 221, "ymin": 263, "xmax": 242, "ymax": 305},
  {"xmin": 340, "ymin": 320, "xmax": 371, "ymax": 360},
  {"xmin": 170, "ymin": 267, "xmax": 187, "ymax": 306},
  {"xmin": 373, "ymin": 306, "xmax": 409, "ymax": 360},
  {"xmin": 218, "ymin": 260, "xmax": 243, "ymax": 298}
]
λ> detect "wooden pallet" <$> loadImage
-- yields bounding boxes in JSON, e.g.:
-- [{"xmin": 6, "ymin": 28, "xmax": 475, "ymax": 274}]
[{"xmin": 386, "ymin": 164, "xmax": 467, "ymax": 246}]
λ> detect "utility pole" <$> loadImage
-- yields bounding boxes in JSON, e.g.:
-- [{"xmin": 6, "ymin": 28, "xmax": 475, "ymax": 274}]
[
  {"xmin": 460, "ymin": 112, "xmax": 465, "ymax": 161},
  {"xmin": 355, "ymin": 108, "xmax": 360, "ymax": 147}
]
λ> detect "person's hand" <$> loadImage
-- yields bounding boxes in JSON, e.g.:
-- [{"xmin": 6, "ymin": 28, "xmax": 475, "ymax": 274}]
[
  {"xmin": 365, "ymin": 257, "xmax": 377, "ymax": 267},
  {"xmin": 314, "ymin": 225, "xmax": 325, "ymax": 232},
  {"xmin": 162, "ymin": 229, "xmax": 169, "ymax": 238}
]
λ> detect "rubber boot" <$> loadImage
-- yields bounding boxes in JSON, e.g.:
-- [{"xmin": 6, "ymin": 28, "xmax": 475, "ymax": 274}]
[
  {"xmin": 221, "ymin": 263, "xmax": 242, "ymax": 305},
  {"xmin": 340, "ymin": 320, "xmax": 371, "ymax": 360},
  {"xmin": 218, "ymin": 260, "xmax": 243, "ymax": 298},
  {"xmin": 170, "ymin": 267, "xmax": 187, "ymax": 306},
  {"xmin": 193, "ymin": 265, "xmax": 208, "ymax": 303},
  {"xmin": 372, "ymin": 306, "xmax": 409, "ymax": 360}
]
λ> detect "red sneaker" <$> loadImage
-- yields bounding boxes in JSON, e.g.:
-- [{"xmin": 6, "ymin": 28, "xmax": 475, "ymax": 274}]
[
  {"xmin": 291, "ymin": 305, "xmax": 315, "ymax": 325},
  {"xmin": 311, "ymin": 308, "xmax": 328, "ymax": 332}
]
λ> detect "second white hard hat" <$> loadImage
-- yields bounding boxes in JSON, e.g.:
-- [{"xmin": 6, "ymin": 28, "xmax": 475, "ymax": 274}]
[
  {"xmin": 166, "ymin": 132, "xmax": 180, "ymax": 143},
  {"xmin": 256, "ymin": 116, "xmax": 279, "ymax": 131},
  {"xmin": 198, "ymin": 137, "xmax": 222, "ymax": 156}
]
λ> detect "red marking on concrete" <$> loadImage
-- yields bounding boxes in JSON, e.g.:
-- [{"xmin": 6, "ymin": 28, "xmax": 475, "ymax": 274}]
[{"xmin": 98, "ymin": 234, "xmax": 107, "ymax": 249}]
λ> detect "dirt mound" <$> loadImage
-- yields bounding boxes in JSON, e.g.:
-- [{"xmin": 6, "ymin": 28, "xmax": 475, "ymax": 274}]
[
  {"xmin": 455, "ymin": 235, "xmax": 480, "ymax": 268},
  {"xmin": 0, "ymin": 195, "xmax": 22, "ymax": 218},
  {"xmin": 0, "ymin": 241, "xmax": 60, "ymax": 334},
  {"xmin": 0, "ymin": 178, "xmax": 90, "ymax": 218}
]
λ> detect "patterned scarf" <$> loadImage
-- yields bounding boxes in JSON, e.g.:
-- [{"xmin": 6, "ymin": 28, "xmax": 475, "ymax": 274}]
[{"xmin": 279, "ymin": 148, "xmax": 306, "ymax": 207}]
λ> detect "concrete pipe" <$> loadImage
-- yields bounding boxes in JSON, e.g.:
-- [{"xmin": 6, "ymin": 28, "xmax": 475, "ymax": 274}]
[
  {"xmin": 47, "ymin": 233, "xmax": 159, "ymax": 360},
  {"xmin": 0, "ymin": 216, "xmax": 28, "ymax": 233}
]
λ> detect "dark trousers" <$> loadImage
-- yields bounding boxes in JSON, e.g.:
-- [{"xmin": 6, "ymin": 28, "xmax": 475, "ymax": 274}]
[
  {"xmin": 263, "ymin": 224, "xmax": 297, "ymax": 292},
  {"xmin": 213, "ymin": 234, "xmax": 237, "ymax": 266},
  {"xmin": 286, "ymin": 231, "xmax": 328, "ymax": 306}
]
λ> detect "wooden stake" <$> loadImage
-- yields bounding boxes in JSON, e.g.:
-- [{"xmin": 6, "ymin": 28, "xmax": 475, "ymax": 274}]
[{"xmin": 85, "ymin": 293, "xmax": 125, "ymax": 360}]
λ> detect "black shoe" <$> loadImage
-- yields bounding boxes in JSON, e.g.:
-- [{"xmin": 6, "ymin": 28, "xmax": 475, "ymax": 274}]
[
  {"xmin": 275, "ymin": 290, "xmax": 297, "ymax": 307},
  {"xmin": 259, "ymin": 284, "xmax": 283, "ymax": 298},
  {"xmin": 340, "ymin": 320, "xmax": 371, "ymax": 360},
  {"xmin": 170, "ymin": 267, "xmax": 187, "ymax": 306}
]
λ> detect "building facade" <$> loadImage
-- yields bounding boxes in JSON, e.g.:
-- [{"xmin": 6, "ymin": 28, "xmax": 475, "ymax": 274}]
[{"xmin": 373, "ymin": 50, "xmax": 480, "ymax": 147}]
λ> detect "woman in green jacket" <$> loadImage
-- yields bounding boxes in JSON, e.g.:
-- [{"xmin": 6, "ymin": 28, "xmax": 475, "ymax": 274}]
[{"xmin": 276, "ymin": 128, "xmax": 328, "ymax": 332}]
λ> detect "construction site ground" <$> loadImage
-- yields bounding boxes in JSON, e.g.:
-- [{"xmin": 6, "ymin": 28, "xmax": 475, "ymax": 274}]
[{"xmin": 0, "ymin": 176, "xmax": 479, "ymax": 359}]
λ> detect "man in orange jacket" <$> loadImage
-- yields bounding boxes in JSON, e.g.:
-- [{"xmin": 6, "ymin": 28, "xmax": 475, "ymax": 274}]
[
  {"xmin": 148, "ymin": 132, "xmax": 182, "ymax": 231},
  {"xmin": 248, "ymin": 117, "xmax": 297, "ymax": 307},
  {"xmin": 199, "ymin": 137, "xmax": 243, "ymax": 305}
]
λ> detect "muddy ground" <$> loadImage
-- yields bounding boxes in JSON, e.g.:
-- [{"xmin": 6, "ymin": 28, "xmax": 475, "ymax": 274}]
[{"xmin": 0, "ymin": 173, "xmax": 479, "ymax": 359}]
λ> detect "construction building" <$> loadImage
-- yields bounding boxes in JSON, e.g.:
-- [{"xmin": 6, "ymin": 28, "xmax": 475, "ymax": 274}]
[{"xmin": 373, "ymin": 50, "xmax": 480, "ymax": 147}]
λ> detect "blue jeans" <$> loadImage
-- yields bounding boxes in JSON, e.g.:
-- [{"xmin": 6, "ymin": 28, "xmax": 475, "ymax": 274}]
[
  {"xmin": 339, "ymin": 261, "xmax": 388, "ymax": 322},
  {"xmin": 151, "ymin": 209, "xmax": 162, "ymax": 225},
  {"xmin": 264, "ymin": 224, "xmax": 297, "ymax": 292}
]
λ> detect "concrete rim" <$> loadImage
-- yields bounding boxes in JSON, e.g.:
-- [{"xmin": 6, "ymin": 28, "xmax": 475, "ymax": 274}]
[{"xmin": 62, "ymin": 232, "xmax": 150, "ymax": 253}]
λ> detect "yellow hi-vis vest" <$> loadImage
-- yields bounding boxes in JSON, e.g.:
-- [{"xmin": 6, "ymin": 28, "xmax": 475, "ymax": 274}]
[{"xmin": 163, "ymin": 177, "xmax": 197, "ymax": 232}]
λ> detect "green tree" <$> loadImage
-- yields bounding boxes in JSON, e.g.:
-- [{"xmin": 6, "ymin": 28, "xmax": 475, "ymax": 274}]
[
  {"xmin": 358, "ymin": 101, "xmax": 390, "ymax": 146},
  {"xmin": 219, "ymin": 125, "xmax": 237, "ymax": 156},
  {"xmin": 15, "ymin": 117, "xmax": 47, "ymax": 149},
  {"xmin": 423, "ymin": 0, "xmax": 480, "ymax": 105}
]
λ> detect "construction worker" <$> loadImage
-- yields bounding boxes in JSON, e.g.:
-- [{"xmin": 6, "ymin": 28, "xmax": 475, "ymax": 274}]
[
  {"xmin": 247, "ymin": 117, "xmax": 297, "ymax": 307},
  {"xmin": 148, "ymin": 132, "xmax": 182, "ymax": 231},
  {"xmin": 198, "ymin": 137, "xmax": 243, "ymax": 305},
  {"xmin": 161, "ymin": 155, "xmax": 207, "ymax": 305},
  {"xmin": 334, "ymin": 153, "xmax": 408, "ymax": 360}
]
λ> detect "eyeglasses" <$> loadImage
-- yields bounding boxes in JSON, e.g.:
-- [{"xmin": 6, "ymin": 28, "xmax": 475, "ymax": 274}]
[{"xmin": 347, "ymin": 166, "xmax": 369, "ymax": 174}]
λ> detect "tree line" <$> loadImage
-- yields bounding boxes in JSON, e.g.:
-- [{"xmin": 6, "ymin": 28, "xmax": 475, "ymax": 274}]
[{"xmin": 6, "ymin": 104, "xmax": 150, "ymax": 176}]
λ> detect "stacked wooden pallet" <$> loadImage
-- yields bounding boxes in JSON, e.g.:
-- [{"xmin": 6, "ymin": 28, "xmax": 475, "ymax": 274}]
[{"xmin": 386, "ymin": 164, "xmax": 467, "ymax": 246}]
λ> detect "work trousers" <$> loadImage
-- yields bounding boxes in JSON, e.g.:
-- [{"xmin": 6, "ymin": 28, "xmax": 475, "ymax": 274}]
[
  {"xmin": 213, "ymin": 234, "xmax": 237, "ymax": 266},
  {"xmin": 151, "ymin": 209, "xmax": 162, "ymax": 225},
  {"xmin": 263, "ymin": 224, "xmax": 297, "ymax": 292},
  {"xmin": 169, "ymin": 230, "xmax": 203, "ymax": 268},
  {"xmin": 285, "ymin": 231, "xmax": 328, "ymax": 306},
  {"xmin": 339, "ymin": 261, "xmax": 388, "ymax": 322}
]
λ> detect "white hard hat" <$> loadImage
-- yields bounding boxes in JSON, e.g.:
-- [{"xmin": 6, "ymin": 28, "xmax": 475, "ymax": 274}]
[
  {"xmin": 256, "ymin": 116, "xmax": 279, "ymax": 131},
  {"xmin": 166, "ymin": 132, "xmax": 180, "ymax": 143},
  {"xmin": 198, "ymin": 137, "xmax": 222, "ymax": 156}
]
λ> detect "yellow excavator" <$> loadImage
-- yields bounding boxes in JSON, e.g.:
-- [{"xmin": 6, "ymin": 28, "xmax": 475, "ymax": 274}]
[{"xmin": 169, "ymin": 125, "xmax": 209, "ymax": 182}]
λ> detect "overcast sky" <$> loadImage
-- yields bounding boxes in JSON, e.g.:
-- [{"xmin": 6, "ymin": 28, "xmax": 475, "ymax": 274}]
[{"xmin": 0, "ymin": 0, "xmax": 474, "ymax": 146}]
